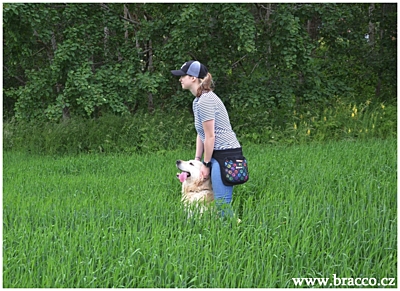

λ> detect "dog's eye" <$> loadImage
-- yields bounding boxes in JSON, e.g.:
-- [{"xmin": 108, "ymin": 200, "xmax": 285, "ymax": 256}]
[{"xmin": 189, "ymin": 162, "xmax": 194, "ymax": 166}]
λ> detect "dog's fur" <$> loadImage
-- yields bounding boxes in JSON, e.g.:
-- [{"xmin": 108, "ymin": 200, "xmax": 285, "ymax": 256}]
[
  {"xmin": 176, "ymin": 159, "xmax": 214, "ymax": 215},
  {"xmin": 175, "ymin": 159, "xmax": 241, "ymax": 223}
]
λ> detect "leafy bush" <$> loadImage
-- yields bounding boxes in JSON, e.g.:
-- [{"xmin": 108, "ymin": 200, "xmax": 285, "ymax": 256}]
[
  {"xmin": 3, "ymin": 99, "xmax": 396, "ymax": 156},
  {"xmin": 231, "ymin": 98, "xmax": 396, "ymax": 145},
  {"xmin": 3, "ymin": 3, "xmax": 397, "ymax": 122}
]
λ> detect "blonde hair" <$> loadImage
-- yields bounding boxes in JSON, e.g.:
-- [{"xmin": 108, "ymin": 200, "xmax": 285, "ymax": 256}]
[{"xmin": 196, "ymin": 73, "xmax": 214, "ymax": 97}]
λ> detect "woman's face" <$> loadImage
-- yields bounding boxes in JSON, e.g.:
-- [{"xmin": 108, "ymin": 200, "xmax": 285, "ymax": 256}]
[{"xmin": 179, "ymin": 75, "xmax": 195, "ymax": 90}]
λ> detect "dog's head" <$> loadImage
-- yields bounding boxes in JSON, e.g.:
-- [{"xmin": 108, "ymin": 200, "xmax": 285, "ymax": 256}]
[
  {"xmin": 176, "ymin": 159, "xmax": 213, "ymax": 204},
  {"xmin": 176, "ymin": 159, "xmax": 203, "ymax": 183}
]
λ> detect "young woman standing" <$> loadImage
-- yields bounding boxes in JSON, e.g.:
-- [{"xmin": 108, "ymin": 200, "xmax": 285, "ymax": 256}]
[{"xmin": 171, "ymin": 60, "xmax": 242, "ymax": 217}]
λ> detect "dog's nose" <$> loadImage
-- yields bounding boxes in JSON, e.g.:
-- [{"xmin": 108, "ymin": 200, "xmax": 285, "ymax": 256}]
[{"xmin": 176, "ymin": 160, "xmax": 181, "ymax": 166}]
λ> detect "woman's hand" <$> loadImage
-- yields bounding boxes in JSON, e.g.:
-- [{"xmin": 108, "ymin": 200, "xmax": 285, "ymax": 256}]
[{"xmin": 201, "ymin": 164, "xmax": 211, "ymax": 180}]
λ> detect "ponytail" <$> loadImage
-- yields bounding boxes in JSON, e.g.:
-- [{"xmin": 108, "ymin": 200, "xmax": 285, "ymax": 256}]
[{"xmin": 196, "ymin": 73, "xmax": 214, "ymax": 97}]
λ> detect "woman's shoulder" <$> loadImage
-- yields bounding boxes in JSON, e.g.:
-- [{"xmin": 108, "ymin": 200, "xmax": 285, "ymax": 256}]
[{"xmin": 199, "ymin": 91, "xmax": 220, "ymax": 101}]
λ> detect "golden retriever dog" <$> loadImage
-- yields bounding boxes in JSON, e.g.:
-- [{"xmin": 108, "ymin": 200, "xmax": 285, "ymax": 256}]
[
  {"xmin": 176, "ymin": 159, "xmax": 241, "ymax": 223},
  {"xmin": 176, "ymin": 159, "xmax": 214, "ymax": 216}
]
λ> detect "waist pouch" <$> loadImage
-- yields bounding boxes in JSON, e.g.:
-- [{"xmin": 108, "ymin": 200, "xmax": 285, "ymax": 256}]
[{"xmin": 212, "ymin": 147, "xmax": 249, "ymax": 186}]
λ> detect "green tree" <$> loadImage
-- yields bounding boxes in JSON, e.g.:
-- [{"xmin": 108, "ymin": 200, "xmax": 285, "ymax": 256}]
[{"xmin": 3, "ymin": 3, "xmax": 396, "ymax": 122}]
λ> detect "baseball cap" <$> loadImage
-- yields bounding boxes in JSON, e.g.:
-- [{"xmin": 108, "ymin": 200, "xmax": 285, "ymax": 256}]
[{"xmin": 171, "ymin": 60, "xmax": 208, "ymax": 78}]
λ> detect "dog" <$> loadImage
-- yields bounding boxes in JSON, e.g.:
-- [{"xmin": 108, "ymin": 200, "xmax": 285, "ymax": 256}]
[
  {"xmin": 175, "ymin": 159, "xmax": 242, "ymax": 223},
  {"xmin": 176, "ymin": 159, "xmax": 214, "ymax": 216}
]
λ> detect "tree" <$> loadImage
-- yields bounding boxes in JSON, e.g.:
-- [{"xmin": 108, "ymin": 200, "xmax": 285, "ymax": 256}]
[{"xmin": 3, "ymin": 3, "xmax": 397, "ymax": 122}]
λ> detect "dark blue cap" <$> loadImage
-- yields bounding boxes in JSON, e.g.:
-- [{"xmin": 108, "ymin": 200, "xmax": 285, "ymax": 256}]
[{"xmin": 171, "ymin": 60, "xmax": 208, "ymax": 78}]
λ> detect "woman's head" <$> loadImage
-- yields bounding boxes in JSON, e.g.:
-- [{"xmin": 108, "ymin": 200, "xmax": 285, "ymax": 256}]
[{"xmin": 171, "ymin": 60, "xmax": 214, "ymax": 96}]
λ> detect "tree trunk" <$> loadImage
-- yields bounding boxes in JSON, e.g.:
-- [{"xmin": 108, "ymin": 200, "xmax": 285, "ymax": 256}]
[
  {"xmin": 50, "ymin": 30, "xmax": 70, "ymax": 120},
  {"xmin": 124, "ymin": 4, "xmax": 131, "ymax": 40},
  {"xmin": 147, "ymin": 40, "xmax": 154, "ymax": 112},
  {"xmin": 368, "ymin": 3, "xmax": 375, "ymax": 45}
]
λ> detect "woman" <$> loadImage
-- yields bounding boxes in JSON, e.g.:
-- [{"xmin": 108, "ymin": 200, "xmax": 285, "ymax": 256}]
[{"xmin": 171, "ymin": 60, "xmax": 241, "ymax": 217}]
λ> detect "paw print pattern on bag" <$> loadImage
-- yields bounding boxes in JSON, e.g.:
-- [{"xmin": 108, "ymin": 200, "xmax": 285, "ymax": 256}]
[{"xmin": 224, "ymin": 158, "xmax": 249, "ymax": 183}]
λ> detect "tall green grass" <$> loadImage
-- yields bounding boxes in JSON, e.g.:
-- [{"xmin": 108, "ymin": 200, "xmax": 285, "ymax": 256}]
[{"xmin": 3, "ymin": 139, "xmax": 397, "ymax": 287}]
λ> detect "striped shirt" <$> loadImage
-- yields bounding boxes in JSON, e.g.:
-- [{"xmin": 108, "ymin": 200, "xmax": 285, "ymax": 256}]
[{"xmin": 193, "ymin": 91, "xmax": 241, "ymax": 150}]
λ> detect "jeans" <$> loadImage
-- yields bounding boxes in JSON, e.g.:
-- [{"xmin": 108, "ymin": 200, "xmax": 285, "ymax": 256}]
[{"xmin": 211, "ymin": 158, "xmax": 234, "ymax": 217}]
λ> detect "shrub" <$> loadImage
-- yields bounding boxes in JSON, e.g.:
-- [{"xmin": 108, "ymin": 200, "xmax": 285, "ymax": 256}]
[
  {"xmin": 3, "ymin": 99, "xmax": 396, "ymax": 155},
  {"xmin": 231, "ymin": 98, "xmax": 396, "ymax": 146}
]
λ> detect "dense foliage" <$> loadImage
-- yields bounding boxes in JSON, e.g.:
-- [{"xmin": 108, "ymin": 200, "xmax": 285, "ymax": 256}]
[
  {"xmin": 3, "ymin": 99, "xmax": 396, "ymax": 155},
  {"xmin": 3, "ymin": 3, "xmax": 397, "ymax": 122}
]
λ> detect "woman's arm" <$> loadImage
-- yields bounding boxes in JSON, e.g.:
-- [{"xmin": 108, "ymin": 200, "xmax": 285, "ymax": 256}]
[
  {"xmin": 202, "ymin": 119, "xmax": 215, "ymax": 163},
  {"xmin": 195, "ymin": 134, "xmax": 204, "ymax": 161},
  {"xmin": 200, "ymin": 119, "xmax": 215, "ymax": 179}
]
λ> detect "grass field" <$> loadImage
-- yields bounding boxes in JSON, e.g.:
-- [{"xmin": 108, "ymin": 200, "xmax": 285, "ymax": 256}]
[{"xmin": 3, "ymin": 139, "xmax": 397, "ymax": 288}]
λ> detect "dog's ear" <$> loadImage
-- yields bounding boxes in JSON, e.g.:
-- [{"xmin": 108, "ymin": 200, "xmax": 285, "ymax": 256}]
[
  {"xmin": 195, "ymin": 171, "xmax": 205, "ymax": 185},
  {"xmin": 184, "ymin": 179, "xmax": 203, "ymax": 194},
  {"xmin": 195, "ymin": 175, "xmax": 210, "ymax": 188}
]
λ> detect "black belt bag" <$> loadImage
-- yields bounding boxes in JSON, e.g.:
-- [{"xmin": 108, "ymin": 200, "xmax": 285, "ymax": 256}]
[{"xmin": 212, "ymin": 147, "xmax": 249, "ymax": 186}]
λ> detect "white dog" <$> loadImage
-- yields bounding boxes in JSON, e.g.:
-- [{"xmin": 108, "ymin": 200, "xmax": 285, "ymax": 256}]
[
  {"xmin": 176, "ymin": 159, "xmax": 214, "ymax": 216},
  {"xmin": 176, "ymin": 159, "xmax": 241, "ymax": 223}
]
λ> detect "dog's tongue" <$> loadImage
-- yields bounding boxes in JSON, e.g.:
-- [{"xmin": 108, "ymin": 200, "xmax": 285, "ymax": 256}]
[{"xmin": 178, "ymin": 172, "xmax": 188, "ymax": 183}]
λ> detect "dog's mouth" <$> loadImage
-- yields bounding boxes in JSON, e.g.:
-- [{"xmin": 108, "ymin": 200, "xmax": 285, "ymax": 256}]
[
  {"xmin": 176, "ymin": 171, "xmax": 191, "ymax": 178},
  {"xmin": 177, "ymin": 171, "xmax": 191, "ymax": 182}
]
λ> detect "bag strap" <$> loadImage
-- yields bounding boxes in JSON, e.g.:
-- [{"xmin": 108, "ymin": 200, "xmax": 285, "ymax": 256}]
[{"xmin": 212, "ymin": 147, "xmax": 243, "ymax": 159}]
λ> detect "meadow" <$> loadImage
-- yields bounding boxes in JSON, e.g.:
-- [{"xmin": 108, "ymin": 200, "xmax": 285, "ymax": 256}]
[{"xmin": 3, "ymin": 139, "xmax": 397, "ymax": 288}]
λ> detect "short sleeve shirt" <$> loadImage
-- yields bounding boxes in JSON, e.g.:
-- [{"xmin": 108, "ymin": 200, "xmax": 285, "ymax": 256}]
[{"xmin": 193, "ymin": 91, "xmax": 241, "ymax": 150}]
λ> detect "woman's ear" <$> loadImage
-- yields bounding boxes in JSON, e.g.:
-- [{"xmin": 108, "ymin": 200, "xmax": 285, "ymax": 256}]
[{"xmin": 190, "ymin": 76, "xmax": 197, "ymax": 83}]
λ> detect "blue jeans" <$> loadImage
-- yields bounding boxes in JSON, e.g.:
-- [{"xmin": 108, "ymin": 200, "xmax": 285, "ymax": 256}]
[{"xmin": 211, "ymin": 158, "xmax": 234, "ymax": 217}]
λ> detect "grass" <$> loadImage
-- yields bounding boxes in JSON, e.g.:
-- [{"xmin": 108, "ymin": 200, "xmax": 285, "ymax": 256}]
[{"xmin": 3, "ymin": 139, "xmax": 397, "ymax": 288}]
